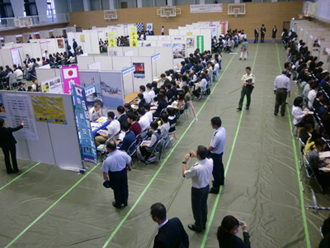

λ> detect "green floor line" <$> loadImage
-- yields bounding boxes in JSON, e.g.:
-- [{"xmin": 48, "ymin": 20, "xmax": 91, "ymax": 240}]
[
  {"xmin": 200, "ymin": 43, "xmax": 259, "ymax": 248},
  {"xmin": 101, "ymin": 49, "xmax": 240, "ymax": 248},
  {"xmin": 0, "ymin": 162, "xmax": 40, "ymax": 191},
  {"xmin": 276, "ymin": 43, "xmax": 311, "ymax": 248},
  {"xmin": 4, "ymin": 162, "xmax": 101, "ymax": 248}
]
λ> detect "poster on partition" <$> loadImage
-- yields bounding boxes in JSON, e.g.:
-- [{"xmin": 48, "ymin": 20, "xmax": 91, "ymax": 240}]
[
  {"xmin": 71, "ymin": 84, "xmax": 97, "ymax": 164},
  {"xmin": 79, "ymin": 71, "xmax": 103, "ymax": 106},
  {"xmin": 61, "ymin": 65, "xmax": 80, "ymax": 94},
  {"xmin": 173, "ymin": 44, "xmax": 186, "ymax": 59},
  {"xmin": 3, "ymin": 94, "xmax": 38, "ymax": 140},
  {"xmin": 133, "ymin": 63, "xmax": 145, "ymax": 79},
  {"xmin": 186, "ymin": 38, "xmax": 195, "ymax": 48},
  {"xmin": 31, "ymin": 95, "xmax": 67, "ymax": 124},
  {"xmin": 99, "ymin": 71, "xmax": 124, "ymax": 109},
  {"xmin": 11, "ymin": 47, "xmax": 22, "ymax": 67},
  {"xmin": 0, "ymin": 93, "xmax": 6, "ymax": 119},
  {"xmin": 41, "ymin": 77, "xmax": 63, "ymax": 93},
  {"xmin": 57, "ymin": 38, "xmax": 65, "ymax": 49}
]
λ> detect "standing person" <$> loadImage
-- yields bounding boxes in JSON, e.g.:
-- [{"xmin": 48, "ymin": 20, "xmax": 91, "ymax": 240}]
[
  {"xmin": 272, "ymin": 25, "xmax": 277, "ymax": 43},
  {"xmin": 217, "ymin": 215, "xmax": 251, "ymax": 248},
  {"xmin": 239, "ymin": 39, "xmax": 248, "ymax": 61},
  {"xmin": 274, "ymin": 70, "xmax": 291, "ymax": 116},
  {"xmin": 150, "ymin": 203, "xmax": 189, "ymax": 248},
  {"xmin": 161, "ymin": 26, "xmax": 164, "ymax": 35},
  {"xmin": 182, "ymin": 145, "xmax": 213, "ymax": 232},
  {"xmin": 101, "ymin": 140, "xmax": 132, "ymax": 209},
  {"xmin": 260, "ymin": 24, "xmax": 266, "ymax": 43},
  {"xmin": 254, "ymin": 27, "xmax": 259, "ymax": 44},
  {"xmin": 72, "ymin": 39, "xmax": 78, "ymax": 54},
  {"xmin": 237, "ymin": 67, "xmax": 255, "ymax": 111},
  {"xmin": 0, "ymin": 118, "xmax": 24, "ymax": 174},
  {"xmin": 207, "ymin": 117, "xmax": 226, "ymax": 194}
]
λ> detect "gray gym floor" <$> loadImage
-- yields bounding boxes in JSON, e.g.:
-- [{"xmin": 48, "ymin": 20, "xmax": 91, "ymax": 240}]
[{"xmin": 0, "ymin": 43, "xmax": 325, "ymax": 248}]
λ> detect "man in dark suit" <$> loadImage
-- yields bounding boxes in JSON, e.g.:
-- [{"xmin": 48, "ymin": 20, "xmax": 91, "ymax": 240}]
[
  {"xmin": 0, "ymin": 118, "xmax": 24, "ymax": 174},
  {"xmin": 254, "ymin": 27, "xmax": 259, "ymax": 44},
  {"xmin": 117, "ymin": 105, "xmax": 128, "ymax": 126},
  {"xmin": 118, "ymin": 122, "xmax": 136, "ymax": 152},
  {"xmin": 165, "ymin": 83, "xmax": 174, "ymax": 101},
  {"xmin": 260, "ymin": 24, "xmax": 266, "ymax": 43},
  {"xmin": 151, "ymin": 203, "xmax": 189, "ymax": 248}
]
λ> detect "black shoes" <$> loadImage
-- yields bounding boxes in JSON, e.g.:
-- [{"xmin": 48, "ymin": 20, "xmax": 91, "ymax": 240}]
[
  {"xmin": 245, "ymin": 107, "xmax": 249, "ymax": 110},
  {"xmin": 112, "ymin": 201, "xmax": 127, "ymax": 209},
  {"xmin": 209, "ymin": 187, "xmax": 219, "ymax": 194},
  {"xmin": 237, "ymin": 108, "xmax": 242, "ymax": 112},
  {"xmin": 239, "ymin": 58, "xmax": 242, "ymax": 60},
  {"xmin": 188, "ymin": 224, "xmax": 203, "ymax": 233}
]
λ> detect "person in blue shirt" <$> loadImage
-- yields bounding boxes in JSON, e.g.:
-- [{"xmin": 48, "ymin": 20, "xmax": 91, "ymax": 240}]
[{"xmin": 119, "ymin": 122, "xmax": 136, "ymax": 152}]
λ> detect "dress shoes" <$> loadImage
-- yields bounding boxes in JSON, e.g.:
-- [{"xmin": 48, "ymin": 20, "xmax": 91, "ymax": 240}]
[
  {"xmin": 188, "ymin": 224, "xmax": 203, "ymax": 233},
  {"xmin": 112, "ymin": 201, "xmax": 123, "ymax": 209},
  {"xmin": 237, "ymin": 108, "xmax": 242, "ymax": 112},
  {"xmin": 209, "ymin": 187, "xmax": 219, "ymax": 194}
]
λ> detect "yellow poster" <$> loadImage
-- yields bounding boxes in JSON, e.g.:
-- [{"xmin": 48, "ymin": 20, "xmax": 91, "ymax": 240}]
[
  {"xmin": 130, "ymin": 26, "xmax": 138, "ymax": 47},
  {"xmin": 46, "ymin": 97, "xmax": 67, "ymax": 125},
  {"xmin": 31, "ymin": 96, "xmax": 49, "ymax": 123},
  {"xmin": 31, "ymin": 96, "xmax": 67, "ymax": 124},
  {"xmin": 107, "ymin": 32, "xmax": 117, "ymax": 47},
  {"xmin": 80, "ymin": 34, "xmax": 85, "ymax": 42},
  {"xmin": 42, "ymin": 83, "xmax": 49, "ymax": 93}
]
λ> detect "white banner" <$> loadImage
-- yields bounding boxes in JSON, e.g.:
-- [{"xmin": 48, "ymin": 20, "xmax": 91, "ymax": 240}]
[
  {"xmin": 152, "ymin": 53, "xmax": 160, "ymax": 61},
  {"xmin": 146, "ymin": 23, "xmax": 153, "ymax": 32},
  {"xmin": 122, "ymin": 66, "xmax": 135, "ymax": 76},
  {"xmin": 190, "ymin": 4, "xmax": 223, "ymax": 13}
]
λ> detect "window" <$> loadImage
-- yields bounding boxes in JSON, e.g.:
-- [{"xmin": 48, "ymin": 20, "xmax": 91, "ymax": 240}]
[{"xmin": 47, "ymin": 0, "xmax": 56, "ymax": 20}]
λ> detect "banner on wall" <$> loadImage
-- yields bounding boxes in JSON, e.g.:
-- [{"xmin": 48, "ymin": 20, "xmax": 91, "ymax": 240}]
[
  {"xmin": 130, "ymin": 26, "xmax": 138, "ymax": 47},
  {"xmin": 190, "ymin": 4, "xmax": 223, "ymax": 13},
  {"xmin": 99, "ymin": 71, "xmax": 124, "ymax": 109},
  {"xmin": 3, "ymin": 94, "xmax": 38, "ymax": 140},
  {"xmin": 197, "ymin": 36, "xmax": 204, "ymax": 53},
  {"xmin": 107, "ymin": 32, "xmax": 117, "ymax": 47},
  {"xmin": 57, "ymin": 38, "xmax": 65, "ymax": 49},
  {"xmin": 220, "ymin": 21, "xmax": 226, "ymax": 35},
  {"xmin": 61, "ymin": 65, "xmax": 80, "ymax": 94},
  {"xmin": 80, "ymin": 34, "xmax": 85, "ymax": 42},
  {"xmin": 71, "ymin": 84, "xmax": 97, "ymax": 165},
  {"xmin": 31, "ymin": 95, "xmax": 67, "ymax": 125},
  {"xmin": 146, "ymin": 23, "xmax": 153, "ymax": 32},
  {"xmin": 41, "ymin": 77, "xmax": 63, "ymax": 93},
  {"xmin": 186, "ymin": 38, "xmax": 195, "ymax": 48}
]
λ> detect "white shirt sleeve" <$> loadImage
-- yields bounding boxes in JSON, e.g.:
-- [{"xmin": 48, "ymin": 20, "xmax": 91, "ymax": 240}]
[{"xmin": 184, "ymin": 166, "xmax": 197, "ymax": 179}]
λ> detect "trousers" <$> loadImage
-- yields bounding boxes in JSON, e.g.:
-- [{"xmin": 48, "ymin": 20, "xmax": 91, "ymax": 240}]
[
  {"xmin": 274, "ymin": 88, "xmax": 287, "ymax": 116},
  {"xmin": 191, "ymin": 185, "xmax": 209, "ymax": 231},
  {"xmin": 2, "ymin": 145, "xmax": 18, "ymax": 173},
  {"xmin": 95, "ymin": 136, "xmax": 107, "ymax": 147},
  {"xmin": 261, "ymin": 34, "xmax": 265, "ymax": 42},
  {"xmin": 240, "ymin": 51, "xmax": 248, "ymax": 59},
  {"xmin": 108, "ymin": 168, "xmax": 128, "ymax": 207},
  {"xmin": 209, "ymin": 152, "xmax": 224, "ymax": 188},
  {"xmin": 238, "ymin": 86, "xmax": 253, "ymax": 109}
]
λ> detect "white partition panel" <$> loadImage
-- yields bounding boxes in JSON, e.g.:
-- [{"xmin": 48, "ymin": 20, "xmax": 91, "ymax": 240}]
[
  {"xmin": 48, "ymin": 93, "xmax": 81, "ymax": 170},
  {"xmin": 108, "ymin": 47, "xmax": 124, "ymax": 56},
  {"xmin": 1, "ymin": 48, "xmax": 13, "ymax": 67},
  {"xmin": 22, "ymin": 43, "xmax": 33, "ymax": 59},
  {"xmin": 123, "ymin": 47, "xmax": 139, "ymax": 55},
  {"xmin": 146, "ymin": 36, "xmax": 158, "ymax": 41},
  {"xmin": 93, "ymin": 56, "xmax": 113, "ymax": 70},
  {"xmin": 0, "ymin": 50, "xmax": 4, "ymax": 66},
  {"xmin": 138, "ymin": 47, "xmax": 155, "ymax": 56},
  {"xmin": 89, "ymin": 30, "xmax": 100, "ymax": 54},
  {"xmin": 77, "ymin": 55, "xmax": 95, "ymax": 70},
  {"xmin": 88, "ymin": 61, "xmax": 102, "ymax": 70},
  {"xmin": 46, "ymin": 39, "xmax": 58, "ymax": 55},
  {"xmin": 36, "ymin": 68, "xmax": 57, "ymax": 82},
  {"xmin": 111, "ymin": 56, "xmax": 133, "ymax": 95},
  {"xmin": 169, "ymin": 29, "xmax": 180, "ymax": 35},
  {"xmin": 155, "ymin": 47, "xmax": 173, "ymax": 77},
  {"xmin": 320, "ymin": 41, "xmax": 330, "ymax": 71},
  {"xmin": 131, "ymin": 56, "xmax": 152, "ymax": 92},
  {"xmin": 200, "ymin": 29, "xmax": 212, "ymax": 51}
]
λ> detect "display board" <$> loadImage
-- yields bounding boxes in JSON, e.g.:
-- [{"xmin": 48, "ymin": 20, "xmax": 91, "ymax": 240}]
[
  {"xmin": 61, "ymin": 65, "xmax": 80, "ymax": 94},
  {"xmin": 99, "ymin": 71, "xmax": 125, "ymax": 109},
  {"xmin": 79, "ymin": 70, "xmax": 103, "ymax": 107},
  {"xmin": 41, "ymin": 77, "xmax": 63, "ymax": 93},
  {"xmin": 3, "ymin": 94, "xmax": 38, "ymax": 141},
  {"xmin": 71, "ymin": 85, "xmax": 97, "ymax": 165}
]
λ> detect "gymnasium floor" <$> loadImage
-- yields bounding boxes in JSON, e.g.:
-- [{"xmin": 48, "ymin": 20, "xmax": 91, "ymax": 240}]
[{"xmin": 0, "ymin": 43, "xmax": 327, "ymax": 248}]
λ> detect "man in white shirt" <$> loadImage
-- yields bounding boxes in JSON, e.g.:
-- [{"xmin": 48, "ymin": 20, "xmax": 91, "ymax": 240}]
[
  {"xmin": 43, "ymin": 50, "xmax": 48, "ymax": 59},
  {"xmin": 140, "ymin": 85, "xmax": 151, "ymax": 103},
  {"xmin": 89, "ymin": 102, "xmax": 102, "ymax": 121},
  {"xmin": 13, "ymin": 65, "xmax": 23, "ymax": 81},
  {"xmin": 36, "ymin": 58, "xmax": 43, "ymax": 67},
  {"xmin": 207, "ymin": 117, "xmax": 226, "ymax": 194},
  {"xmin": 137, "ymin": 108, "xmax": 151, "ymax": 131},
  {"xmin": 147, "ymin": 83, "xmax": 155, "ymax": 101},
  {"xmin": 237, "ymin": 66, "xmax": 255, "ymax": 111},
  {"xmin": 95, "ymin": 111, "xmax": 120, "ymax": 147},
  {"xmin": 182, "ymin": 145, "xmax": 213, "ymax": 233},
  {"xmin": 308, "ymin": 82, "xmax": 319, "ymax": 109},
  {"xmin": 144, "ymin": 104, "xmax": 153, "ymax": 123}
]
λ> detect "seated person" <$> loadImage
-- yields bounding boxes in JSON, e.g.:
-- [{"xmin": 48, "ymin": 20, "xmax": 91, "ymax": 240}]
[
  {"xmin": 153, "ymin": 93, "xmax": 168, "ymax": 118},
  {"xmin": 95, "ymin": 111, "xmax": 120, "ymax": 147},
  {"xmin": 137, "ymin": 107, "xmax": 151, "ymax": 131},
  {"xmin": 127, "ymin": 112, "xmax": 141, "ymax": 136},
  {"xmin": 140, "ymin": 85, "xmax": 151, "ymax": 104},
  {"xmin": 137, "ymin": 93, "xmax": 146, "ymax": 109},
  {"xmin": 308, "ymin": 138, "xmax": 330, "ymax": 194},
  {"xmin": 158, "ymin": 113, "xmax": 170, "ymax": 137},
  {"xmin": 167, "ymin": 108, "xmax": 177, "ymax": 133},
  {"xmin": 165, "ymin": 83, "xmax": 174, "ymax": 102},
  {"xmin": 319, "ymin": 215, "xmax": 330, "ymax": 248},
  {"xmin": 291, "ymin": 96, "xmax": 309, "ymax": 127},
  {"xmin": 124, "ymin": 103, "xmax": 137, "ymax": 120},
  {"xmin": 299, "ymin": 123, "xmax": 315, "ymax": 145},
  {"xmin": 139, "ymin": 121, "xmax": 162, "ymax": 159},
  {"xmin": 147, "ymin": 83, "xmax": 156, "ymax": 101},
  {"xmin": 117, "ymin": 105, "xmax": 127, "ymax": 126},
  {"xmin": 143, "ymin": 103, "xmax": 153, "ymax": 123},
  {"xmin": 89, "ymin": 102, "xmax": 102, "ymax": 122},
  {"xmin": 322, "ymin": 106, "xmax": 330, "ymax": 137},
  {"xmin": 192, "ymin": 73, "xmax": 208, "ymax": 99},
  {"xmin": 118, "ymin": 122, "xmax": 136, "ymax": 152},
  {"xmin": 182, "ymin": 86, "xmax": 191, "ymax": 109}
]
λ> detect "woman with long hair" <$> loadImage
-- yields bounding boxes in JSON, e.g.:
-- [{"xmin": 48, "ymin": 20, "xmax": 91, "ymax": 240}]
[{"xmin": 217, "ymin": 215, "xmax": 251, "ymax": 248}]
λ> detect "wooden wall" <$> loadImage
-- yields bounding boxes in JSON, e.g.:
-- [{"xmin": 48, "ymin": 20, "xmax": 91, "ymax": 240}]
[
  {"xmin": 69, "ymin": 2, "xmax": 304, "ymax": 40},
  {"xmin": 0, "ymin": 23, "xmax": 68, "ymax": 36}
]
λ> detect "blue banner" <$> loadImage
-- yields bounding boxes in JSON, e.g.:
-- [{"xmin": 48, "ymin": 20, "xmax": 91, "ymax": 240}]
[{"xmin": 71, "ymin": 84, "xmax": 97, "ymax": 165}]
